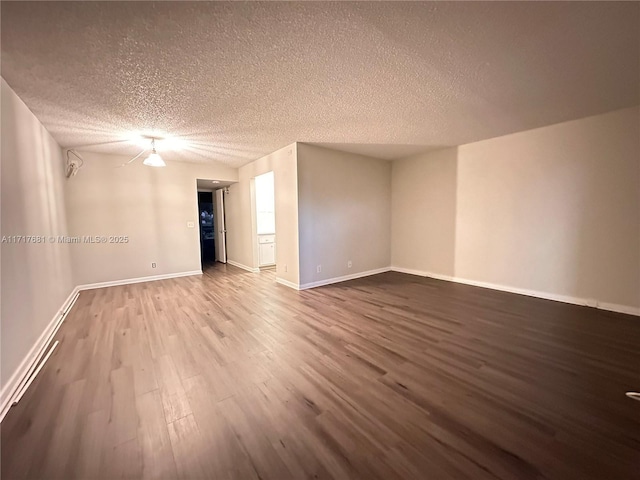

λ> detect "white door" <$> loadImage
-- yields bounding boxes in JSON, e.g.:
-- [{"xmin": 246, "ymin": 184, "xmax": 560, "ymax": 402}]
[{"xmin": 215, "ymin": 189, "xmax": 227, "ymax": 263}]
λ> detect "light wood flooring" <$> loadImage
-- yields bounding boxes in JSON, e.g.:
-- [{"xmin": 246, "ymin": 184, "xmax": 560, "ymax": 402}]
[{"xmin": 2, "ymin": 264, "xmax": 639, "ymax": 479}]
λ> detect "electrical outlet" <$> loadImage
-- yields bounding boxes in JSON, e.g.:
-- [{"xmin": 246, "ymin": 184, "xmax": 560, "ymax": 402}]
[
  {"xmin": 347, "ymin": 260, "xmax": 352, "ymax": 268},
  {"xmin": 187, "ymin": 221, "xmax": 195, "ymax": 228},
  {"xmin": 284, "ymin": 264, "xmax": 288, "ymax": 272},
  {"xmin": 317, "ymin": 265, "xmax": 322, "ymax": 273},
  {"xmin": 151, "ymin": 262, "xmax": 157, "ymax": 268}
]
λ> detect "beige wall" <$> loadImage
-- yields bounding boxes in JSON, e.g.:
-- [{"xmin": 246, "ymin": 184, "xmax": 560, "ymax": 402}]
[
  {"xmin": 391, "ymin": 106, "xmax": 640, "ymax": 311},
  {"xmin": 225, "ymin": 143, "xmax": 300, "ymax": 285},
  {"xmin": 1, "ymin": 79, "xmax": 75, "ymax": 391},
  {"xmin": 64, "ymin": 152, "xmax": 237, "ymax": 285},
  {"xmin": 391, "ymin": 147, "xmax": 458, "ymax": 276},
  {"xmin": 297, "ymin": 143, "xmax": 391, "ymax": 286}
]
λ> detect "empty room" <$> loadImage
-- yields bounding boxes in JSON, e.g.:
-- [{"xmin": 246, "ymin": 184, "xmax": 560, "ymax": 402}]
[{"xmin": 1, "ymin": 2, "xmax": 639, "ymax": 479}]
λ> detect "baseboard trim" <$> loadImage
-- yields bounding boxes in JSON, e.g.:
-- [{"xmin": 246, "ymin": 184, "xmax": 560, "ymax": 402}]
[
  {"xmin": 391, "ymin": 266, "xmax": 454, "ymax": 282},
  {"xmin": 299, "ymin": 267, "xmax": 391, "ymax": 290},
  {"xmin": 227, "ymin": 260, "xmax": 260, "ymax": 273},
  {"xmin": 597, "ymin": 302, "xmax": 640, "ymax": 316},
  {"xmin": 276, "ymin": 277, "xmax": 300, "ymax": 290},
  {"xmin": 0, "ymin": 286, "xmax": 79, "ymax": 422},
  {"xmin": 76, "ymin": 270, "xmax": 202, "ymax": 291},
  {"xmin": 390, "ymin": 266, "xmax": 640, "ymax": 316}
]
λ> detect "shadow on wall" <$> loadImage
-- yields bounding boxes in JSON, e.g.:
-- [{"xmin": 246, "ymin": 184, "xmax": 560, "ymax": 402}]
[{"xmin": 296, "ymin": 143, "xmax": 392, "ymax": 286}]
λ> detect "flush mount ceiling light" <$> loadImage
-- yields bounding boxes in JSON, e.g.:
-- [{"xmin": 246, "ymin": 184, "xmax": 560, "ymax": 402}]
[{"xmin": 142, "ymin": 138, "xmax": 166, "ymax": 167}]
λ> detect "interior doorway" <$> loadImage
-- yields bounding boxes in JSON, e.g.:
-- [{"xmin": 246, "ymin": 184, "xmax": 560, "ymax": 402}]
[
  {"xmin": 196, "ymin": 179, "xmax": 233, "ymax": 270},
  {"xmin": 197, "ymin": 191, "xmax": 215, "ymax": 268},
  {"xmin": 254, "ymin": 171, "xmax": 276, "ymax": 269}
]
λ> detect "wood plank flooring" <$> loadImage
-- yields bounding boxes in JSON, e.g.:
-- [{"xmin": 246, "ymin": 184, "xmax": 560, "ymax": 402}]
[{"xmin": 2, "ymin": 264, "xmax": 639, "ymax": 479}]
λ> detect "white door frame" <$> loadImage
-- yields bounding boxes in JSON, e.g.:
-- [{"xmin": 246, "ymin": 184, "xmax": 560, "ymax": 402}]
[{"xmin": 215, "ymin": 188, "xmax": 227, "ymax": 263}]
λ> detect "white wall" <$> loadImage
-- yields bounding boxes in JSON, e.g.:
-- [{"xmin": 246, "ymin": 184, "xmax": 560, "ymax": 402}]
[
  {"xmin": 225, "ymin": 143, "xmax": 300, "ymax": 285},
  {"xmin": 1, "ymin": 79, "xmax": 75, "ymax": 396},
  {"xmin": 64, "ymin": 152, "xmax": 237, "ymax": 285},
  {"xmin": 391, "ymin": 106, "xmax": 640, "ymax": 312},
  {"xmin": 297, "ymin": 143, "xmax": 391, "ymax": 287}
]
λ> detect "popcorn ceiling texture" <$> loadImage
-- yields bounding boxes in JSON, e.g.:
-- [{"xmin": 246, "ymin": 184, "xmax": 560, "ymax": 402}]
[{"xmin": 1, "ymin": 2, "xmax": 638, "ymax": 167}]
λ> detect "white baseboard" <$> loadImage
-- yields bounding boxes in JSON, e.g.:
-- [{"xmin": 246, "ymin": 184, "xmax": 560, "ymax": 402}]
[
  {"xmin": 299, "ymin": 267, "xmax": 391, "ymax": 290},
  {"xmin": 227, "ymin": 260, "xmax": 259, "ymax": 273},
  {"xmin": 390, "ymin": 266, "xmax": 640, "ymax": 316},
  {"xmin": 391, "ymin": 266, "xmax": 454, "ymax": 282},
  {"xmin": 597, "ymin": 302, "xmax": 640, "ymax": 316},
  {"xmin": 76, "ymin": 270, "xmax": 202, "ymax": 291},
  {"xmin": 276, "ymin": 277, "xmax": 300, "ymax": 290},
  {"xmin": 0, "ymin": 286, "xmax": 79, "ymax": 422}
]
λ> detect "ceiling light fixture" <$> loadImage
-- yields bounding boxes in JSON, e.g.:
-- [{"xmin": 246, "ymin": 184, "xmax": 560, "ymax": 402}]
[
  {"xmin": 118, "ymin": 134, "xmax": 177, "ymax": 168},
  {"xmin": 143, "ymin": 138, "xmax": 166, "ymax": 167}
]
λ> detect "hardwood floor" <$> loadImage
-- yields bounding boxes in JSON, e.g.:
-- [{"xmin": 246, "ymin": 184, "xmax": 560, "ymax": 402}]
[{"xmin": 2, "ymin": 264, "xmax": 639, "ymax": 479}]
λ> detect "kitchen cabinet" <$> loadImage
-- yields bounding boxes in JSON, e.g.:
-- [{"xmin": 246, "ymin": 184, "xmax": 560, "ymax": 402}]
[{"xmin": 258, "ymin": 234, "xmax": 275, "ymax": 266}]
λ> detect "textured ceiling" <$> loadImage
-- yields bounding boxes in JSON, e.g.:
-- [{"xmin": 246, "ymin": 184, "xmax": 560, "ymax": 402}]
[
  {"xmin": 196, "ymin": 179, "xmax": 234, "ymax": 191},
  {"xmin": 1, "ymin": 1, "xmax": 638, "ymax": 167}
]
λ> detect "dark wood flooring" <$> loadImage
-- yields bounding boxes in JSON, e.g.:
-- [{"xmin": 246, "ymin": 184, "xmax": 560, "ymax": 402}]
[{"xmin": 2, "ymin": 264, "xmax": 639, "ymax": 479}]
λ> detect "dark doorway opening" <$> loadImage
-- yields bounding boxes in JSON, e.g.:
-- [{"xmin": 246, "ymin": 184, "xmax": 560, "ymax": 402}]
[{"xmin": 198, "ymin": 191, "xmax": 215, "ymax": 268}]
